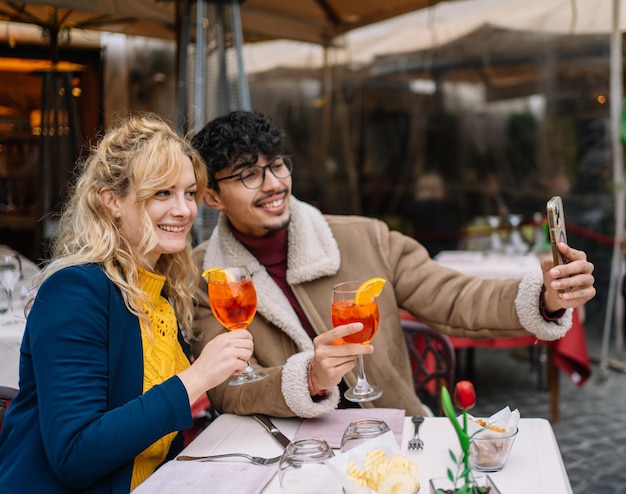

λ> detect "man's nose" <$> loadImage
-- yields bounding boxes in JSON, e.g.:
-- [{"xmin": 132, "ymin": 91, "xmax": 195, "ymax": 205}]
[{"xmin": 260, "ymin": 166, "xmax": 281, "ymax": 189}]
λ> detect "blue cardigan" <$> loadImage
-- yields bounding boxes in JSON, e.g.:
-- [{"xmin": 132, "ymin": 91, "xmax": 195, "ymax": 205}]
[{"xmin": 0, "ymin": 264, "xmax": 193, "ymax": 493}]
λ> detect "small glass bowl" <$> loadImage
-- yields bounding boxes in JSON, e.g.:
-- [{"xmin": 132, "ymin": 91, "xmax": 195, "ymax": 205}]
[{"xmin": 469, "ymin": 427, "xmax": 519, "ymax": 472}]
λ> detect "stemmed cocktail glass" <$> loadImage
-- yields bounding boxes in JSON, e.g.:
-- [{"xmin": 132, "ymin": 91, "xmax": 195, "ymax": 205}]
[
  {"xmin": 0, "ymin": 254, "xmax": 22, "ymax": 313},
  {"xmin": 206, "ymin": 266, "xmax": 267, "ymax": 386},
  {"xmin": 331, "ymin": 280, "xmax": 383, "ymax": 402}
]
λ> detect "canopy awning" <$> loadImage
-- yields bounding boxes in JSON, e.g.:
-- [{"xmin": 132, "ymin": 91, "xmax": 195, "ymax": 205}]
[{"xmin": 0, "ymin": 0, "xmax": 454, "ymax": 44}]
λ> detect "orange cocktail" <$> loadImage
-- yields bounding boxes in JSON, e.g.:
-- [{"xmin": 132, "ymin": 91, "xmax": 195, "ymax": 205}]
[
  {"xmin": 208, "ymin": 278, "xmax": 256, "ymax": 330},
  {"xmin": 331, "ymin": 278, "xmax": 386, "ymax": 403},
  {"xmin": 205, "ymin": 266, "xmax": 266, "ymax": 385},
  {"xmin": 331, "ymin": 300, "xmax": 379, "ymax": 344}
]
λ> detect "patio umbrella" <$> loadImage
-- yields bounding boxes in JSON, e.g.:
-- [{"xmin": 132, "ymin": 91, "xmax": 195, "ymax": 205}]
[{"xmin": 1, "ymin": 0, "xmax": 455, "ymax": 217}]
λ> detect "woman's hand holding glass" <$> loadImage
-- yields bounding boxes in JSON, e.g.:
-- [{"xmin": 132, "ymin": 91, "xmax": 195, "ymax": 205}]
[{"xmin": 178, "ymin": 330, "xmax": 254, "ymax": 406}]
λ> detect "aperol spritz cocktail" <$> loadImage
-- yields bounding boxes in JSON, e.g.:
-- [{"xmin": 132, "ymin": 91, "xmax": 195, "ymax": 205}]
[
  {"xmin": 331, "ymin": 279, "xmax": 385, "ymax": 402},
  {"xmin": 209, "ymin": 278, "xmax": 256, "ymax": 330},
  {"xmin": 331, "ymin": 299, "xmax": 379, "ymax": 344},
  {"xmin": 206, "ymin": 266, "xmax": 267, "ymax": 385}
]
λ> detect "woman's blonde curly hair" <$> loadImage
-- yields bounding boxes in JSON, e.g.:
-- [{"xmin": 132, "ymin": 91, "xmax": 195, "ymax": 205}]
[{"xmin": 39, "ymin": 113, "xmax": 208, "ymax": 340}]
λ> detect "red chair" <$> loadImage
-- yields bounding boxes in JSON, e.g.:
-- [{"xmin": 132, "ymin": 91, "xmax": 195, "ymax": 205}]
[
  {"xmin": 0, "ymin": 386, "xmax": 18, "ymax": 433},
  {"xmin": 401, "ymin": 320, "xmax": 456, "ymax": 415}
]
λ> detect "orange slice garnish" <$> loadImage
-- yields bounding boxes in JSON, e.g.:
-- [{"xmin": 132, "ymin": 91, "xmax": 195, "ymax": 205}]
[
  {"xmin": 201, "ymin": 267, "xmax": 235, "ymax": 282},
  {"xmin": 354, "ymin": 277, "xmax": 386, "ymax": 305}
]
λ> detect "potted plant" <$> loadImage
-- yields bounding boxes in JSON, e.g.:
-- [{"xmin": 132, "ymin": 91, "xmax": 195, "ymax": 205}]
[{"xmin": 429, "ymin": 380, "xmax": 500, "ymax": 494}]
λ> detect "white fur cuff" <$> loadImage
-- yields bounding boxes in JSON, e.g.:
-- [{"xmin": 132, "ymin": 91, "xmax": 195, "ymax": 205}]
[
  {"xmin": 281, "ymin": 351, "xmax": 340, "ymax": 418},
  {"xmin": 515, "ymin": 271, "xmax": 573, "ymax": 341}
]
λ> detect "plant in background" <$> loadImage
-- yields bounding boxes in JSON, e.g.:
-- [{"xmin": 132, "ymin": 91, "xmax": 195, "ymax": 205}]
[{"xmin": 437, "ymin": 380, "xmax": 491, "ymax": 494}]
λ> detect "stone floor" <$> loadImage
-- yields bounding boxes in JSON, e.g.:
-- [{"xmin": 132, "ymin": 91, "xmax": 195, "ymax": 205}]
[{"xmin": 459, "ymin": 328, "xmax": 626, "ymax": 494}]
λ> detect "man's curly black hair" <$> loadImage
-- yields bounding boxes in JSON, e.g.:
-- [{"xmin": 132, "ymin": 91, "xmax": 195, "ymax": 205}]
[{"xmin": 191, "ymin": 110, "xmax": 285, "ymax": 191}]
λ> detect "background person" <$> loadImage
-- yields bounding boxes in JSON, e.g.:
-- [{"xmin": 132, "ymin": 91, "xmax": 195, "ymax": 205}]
[
  {"xmin": 0, "ymin": 114, "xmax": 253, "ymax": 493},
  {"xmin": 404, "ymin": 171, "xmax": 462, "ymax": 256},
  {"xmin": 190, "ymin": 110, "xmax": 596, "ymax": 419}
]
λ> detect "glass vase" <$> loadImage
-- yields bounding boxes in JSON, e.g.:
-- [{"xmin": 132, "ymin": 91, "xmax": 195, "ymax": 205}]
[{"xmin": 429, "ymin": 474, "xmax": 501, "ymax": 494}]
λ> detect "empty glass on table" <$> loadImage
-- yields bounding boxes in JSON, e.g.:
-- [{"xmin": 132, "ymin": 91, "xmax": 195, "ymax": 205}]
[
  {"xmin": 278, "ymin": 438, "xmax": 337, "ymax": 493},
  {"xmin": 340, "ymin": 418, "xmax": 391, "ymax": 452},
  {"xmin": 0, "ymin": 254, "xmax": 22, "ymax": 313}
]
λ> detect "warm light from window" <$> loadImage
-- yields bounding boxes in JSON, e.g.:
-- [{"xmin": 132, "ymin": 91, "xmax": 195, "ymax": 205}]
[
  {"xmin": 30, "ymin": 109, "xmax": 41, "ymax": 136},
  {"xmin": 597, "ymin": 94, "xmax": 606, "ymax": 104}
]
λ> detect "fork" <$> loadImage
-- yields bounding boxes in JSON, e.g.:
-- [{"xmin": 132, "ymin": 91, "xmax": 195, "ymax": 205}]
[
  {"xmin": 176, "ymin": 453, "xmax": 281, "ymax": 465},
  {"xmin": 407, "ymin": 415, "xmax": 424, "ymax": 450}
]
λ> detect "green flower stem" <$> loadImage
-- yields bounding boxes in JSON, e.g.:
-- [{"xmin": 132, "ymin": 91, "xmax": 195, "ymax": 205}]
[
  {"xmin": 462, "ymin": 409, "xmax": 469, "ymax": 481},
  {"xmin": 441, "ymin": 387, "xmax": 470, "ymax": 451}
]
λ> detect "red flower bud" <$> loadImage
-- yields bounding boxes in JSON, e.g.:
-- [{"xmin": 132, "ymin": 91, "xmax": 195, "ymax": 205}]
[{"xmin": 453, "ymin": 380, "xmax": 476, "ymax": 410}]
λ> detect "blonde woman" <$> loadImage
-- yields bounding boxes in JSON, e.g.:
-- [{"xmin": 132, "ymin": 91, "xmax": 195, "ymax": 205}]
[{"xmin": 0, "ymin": 115, "xmax": 253, "ymax": 493}]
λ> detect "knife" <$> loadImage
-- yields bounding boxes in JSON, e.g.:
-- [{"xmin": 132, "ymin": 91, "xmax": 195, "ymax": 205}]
[{"xmin": 252, "ymin": 413, "xmax": 292, "ymax": 448}]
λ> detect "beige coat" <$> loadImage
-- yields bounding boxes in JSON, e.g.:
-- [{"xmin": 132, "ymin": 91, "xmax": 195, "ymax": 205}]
[{"xmin": 191, "ymin": 198, "xmax": 571, "ymax": 418}]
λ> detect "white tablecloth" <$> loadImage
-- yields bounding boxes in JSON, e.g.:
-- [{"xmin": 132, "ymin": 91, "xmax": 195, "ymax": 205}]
[
  {"xmin": 139, "ymin": 413, "xmax": 572, "ymax": 494},
  {"xmin": 0, "ymin": 315, "xmax": 26, "ymax": 388},
  {"xmin": 435, "ymin": 250, "xmax": 541, "ymax": 279}
]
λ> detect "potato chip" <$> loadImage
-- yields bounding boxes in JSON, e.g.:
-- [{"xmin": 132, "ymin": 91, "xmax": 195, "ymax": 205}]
[
  {"xmin": 346, "ymin": 449, "xmax": 419, "ymax": 493},
  {"xmin": 378, "ymin": 471, "xmax": 419, "ymax": 494},
  {"xmin": 390, "ymin": 455, "xmax": 418, "ymax": 474},
  {"xmin": 347, "ymin": 463, "xmax": 364, "ymax": 477},
  {"xmin": 364, "ymin": 449, "xmax": 387, "ymax": 469}
]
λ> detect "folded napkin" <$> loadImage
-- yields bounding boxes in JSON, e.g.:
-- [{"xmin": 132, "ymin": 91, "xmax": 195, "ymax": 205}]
[
  {"xmin": 294, "ymin": 408, "xmax": 405, "ymax": 448},
  {"xmin": 131, "ymin": 459, "xmax": 277, "ymax": 494},
  {"xmin": 467, "ymin": 406, "xmax": 520, "ymax": 437}
]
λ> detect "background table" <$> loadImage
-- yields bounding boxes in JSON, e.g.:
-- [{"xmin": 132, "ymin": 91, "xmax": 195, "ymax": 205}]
[
  {"xmin": 0, "ymin": 246, "xmax": 39, "ymax": 389},
  {"xmin": 141, "ymin": 413, "xmax": 573, "ymax": 494},
  {"xmin": 0, "ymin": 315, "xmax": 26, "ymax": 388}
]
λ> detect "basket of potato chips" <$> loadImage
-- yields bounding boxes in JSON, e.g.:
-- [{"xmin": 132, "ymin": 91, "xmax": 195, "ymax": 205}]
[{"xmin": 328, "ymin": 431, "xmax": 420, "ymax": 494}]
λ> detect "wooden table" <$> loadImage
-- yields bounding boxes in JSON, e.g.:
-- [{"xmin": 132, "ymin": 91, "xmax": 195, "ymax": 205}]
[{"xmin": 135, "ymin": 413, "xmax": 573, "ymax": 494}]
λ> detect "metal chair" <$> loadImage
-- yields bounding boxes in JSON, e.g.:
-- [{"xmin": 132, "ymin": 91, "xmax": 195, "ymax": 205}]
[
  {"xmin": 0, "ymin": 386, "xmax": 18, "ymax": 431},
  {"xmin": 401, "ymin": 319, "xmax": 456, "ymax": 415}
]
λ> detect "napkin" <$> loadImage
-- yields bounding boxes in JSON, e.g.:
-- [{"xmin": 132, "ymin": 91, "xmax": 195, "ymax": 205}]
[
  {"xmin": 467, "ymin": 406, "xmax": 520, "ymax": 437},
  {"xmin": 327, "ymin": 431, "xmax": 419, "ymax": 494},
  {"xmin": 131, "ymin": 459, "xmax": 278, "ymax": 494},
  {"xmin": 294, "ymin": 408, "xmax": 405, "ymax": 448}
]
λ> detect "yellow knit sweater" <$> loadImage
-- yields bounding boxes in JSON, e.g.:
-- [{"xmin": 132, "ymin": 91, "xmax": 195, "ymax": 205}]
[{"xmin": 131, "ymin": 268, "xmax": 190, "ymax": 490}]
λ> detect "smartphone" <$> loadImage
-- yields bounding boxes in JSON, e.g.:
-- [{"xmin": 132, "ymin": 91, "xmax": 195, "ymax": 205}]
[{"xmin": 546, "ymin": 195, "xmax": 568, "ymax": 267}]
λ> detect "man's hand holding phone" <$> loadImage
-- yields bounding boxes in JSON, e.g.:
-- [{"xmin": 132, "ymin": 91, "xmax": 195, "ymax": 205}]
[{"xmin": 542, "ymin": 196, "xmax": 596, "ymax": 311}]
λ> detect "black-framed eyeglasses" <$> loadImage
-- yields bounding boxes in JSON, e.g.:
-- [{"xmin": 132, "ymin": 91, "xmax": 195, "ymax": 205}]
[{"xmin": 215, "ymin": 156, "xmax": 293, "ymax": 190}]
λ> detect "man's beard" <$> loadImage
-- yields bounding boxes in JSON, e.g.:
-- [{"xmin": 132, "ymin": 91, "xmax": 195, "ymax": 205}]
[{"xmin": 263, "ymin": 215, "xmax": 290, "ymax": 233}]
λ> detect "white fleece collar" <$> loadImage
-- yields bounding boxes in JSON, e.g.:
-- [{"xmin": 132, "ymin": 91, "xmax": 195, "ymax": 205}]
[{"xmin": 201, "ymin": 197, "xmax": 341, "ymax": 352}]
